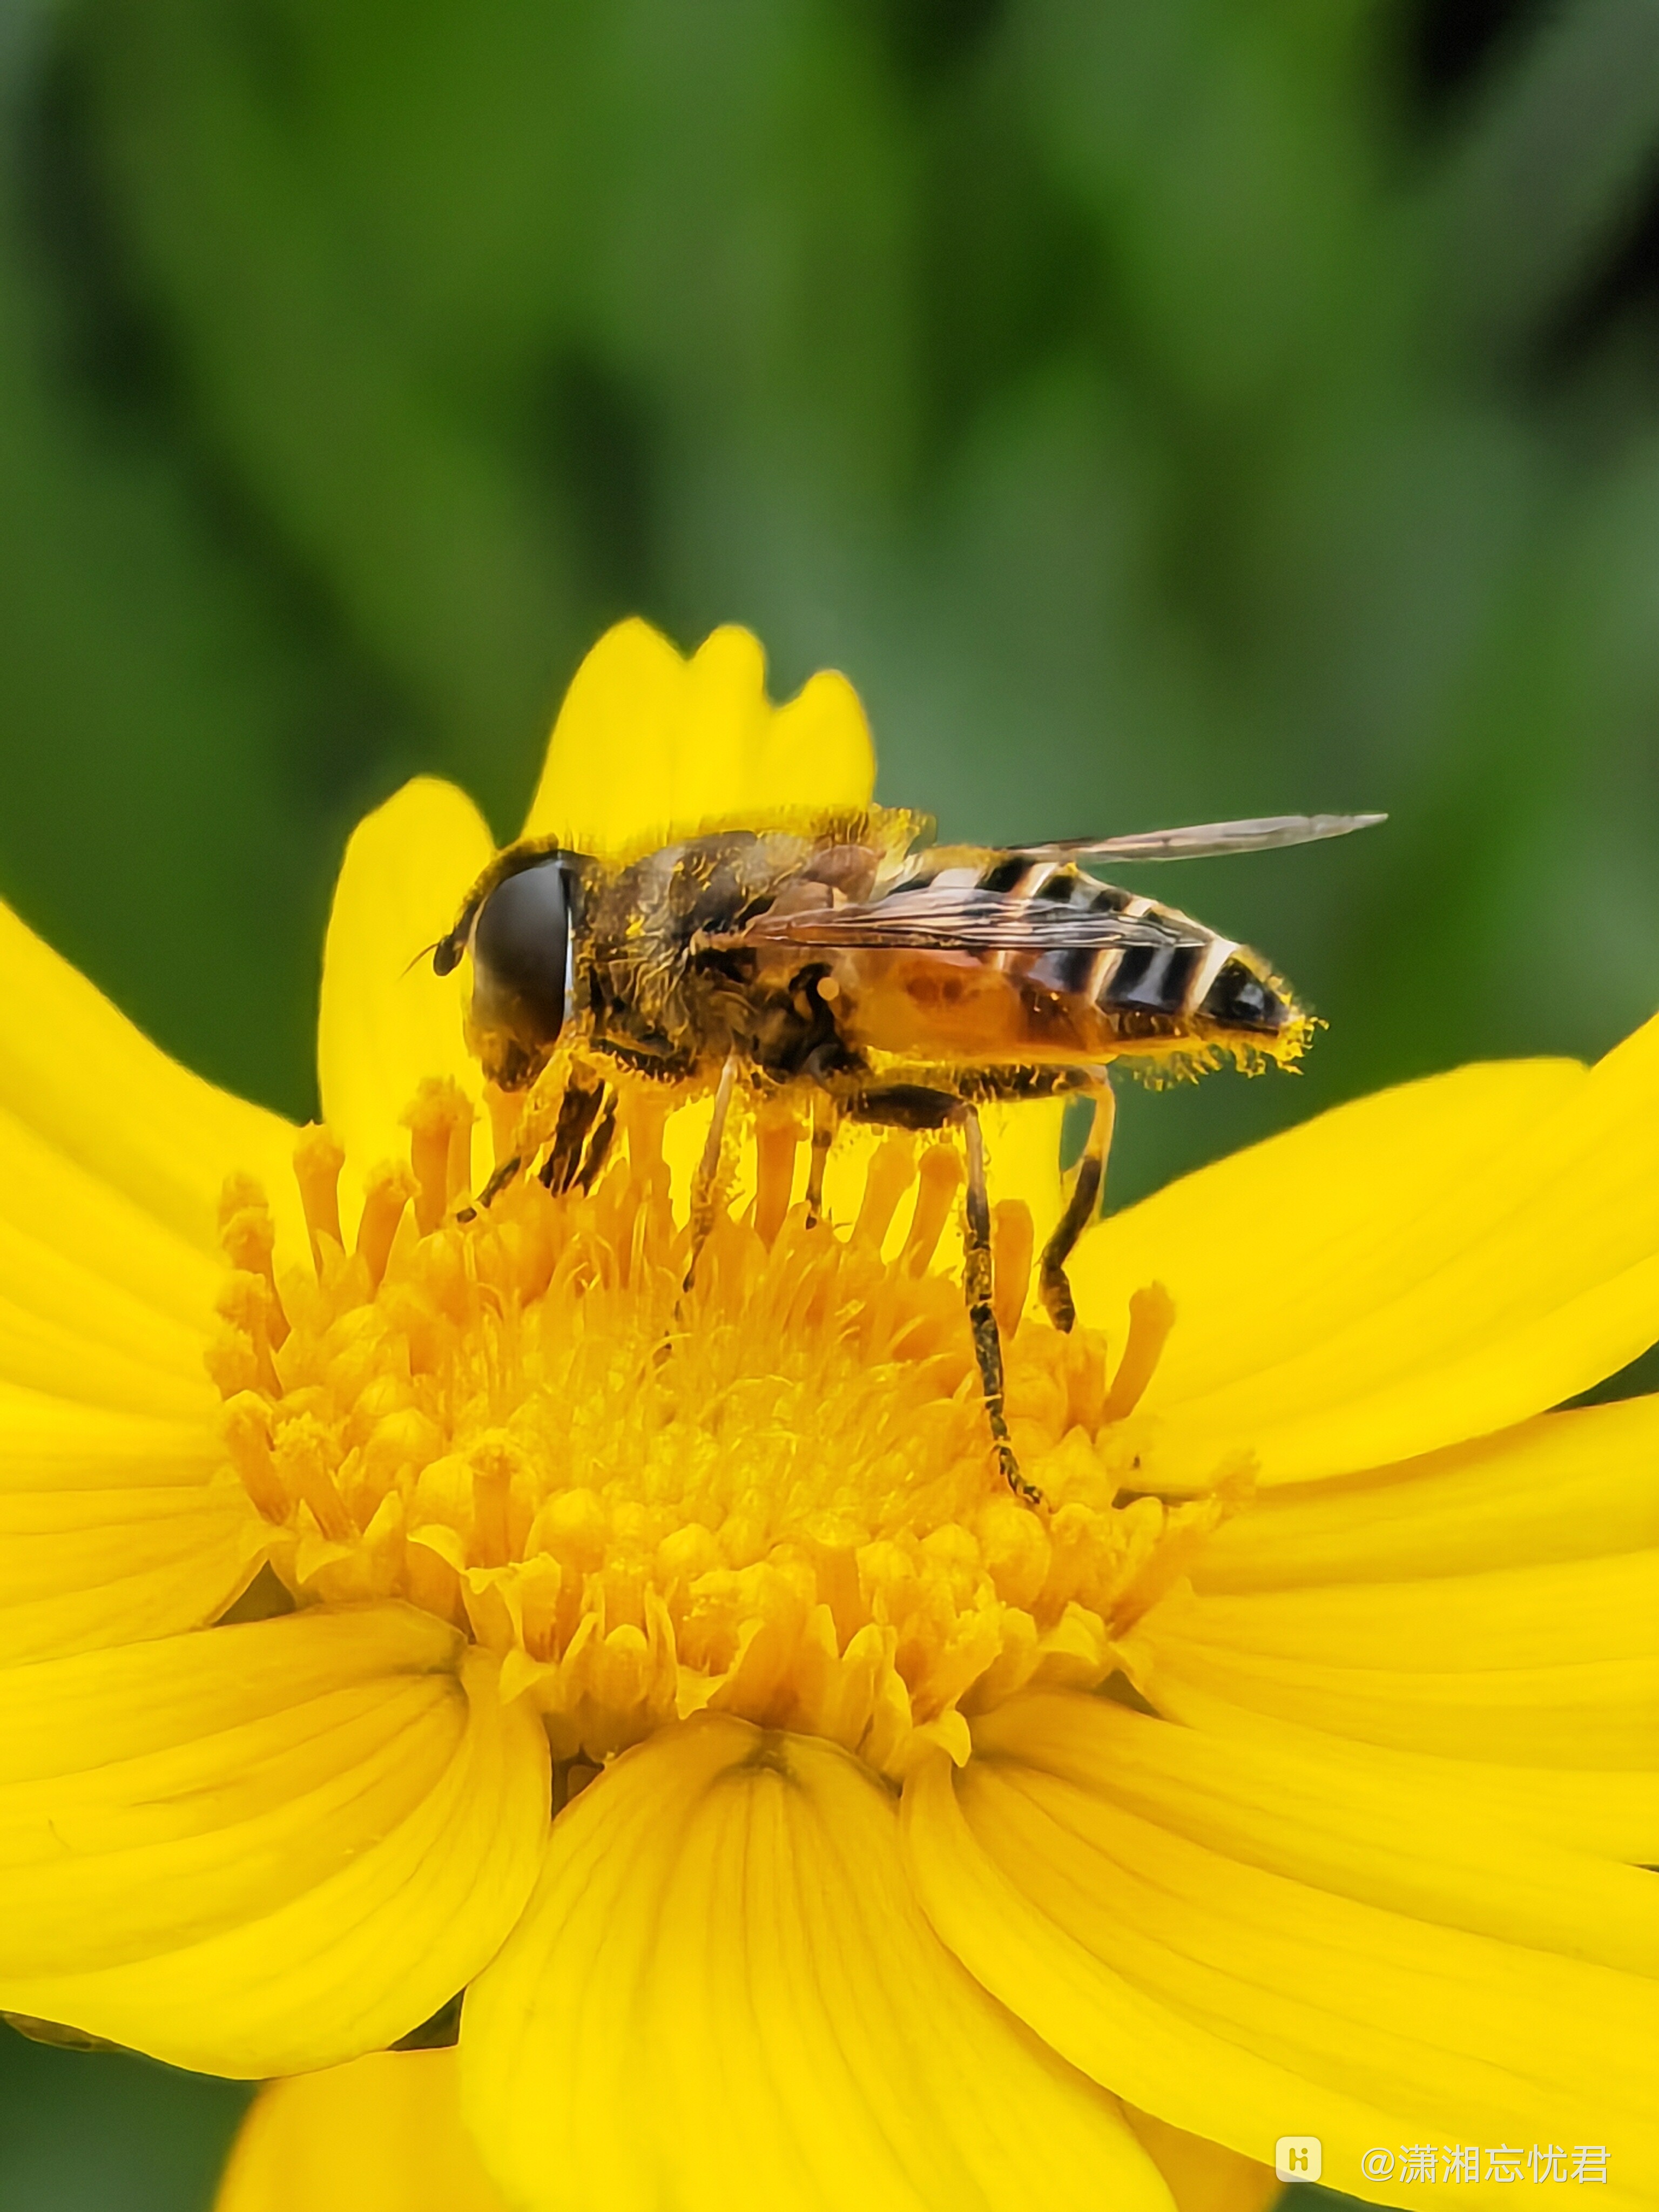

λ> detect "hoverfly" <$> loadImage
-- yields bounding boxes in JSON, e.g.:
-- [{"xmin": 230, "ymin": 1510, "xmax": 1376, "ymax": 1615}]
[{"xmin": 435, "ymin": 805, "xmax": 1382, "ymax": 1500}]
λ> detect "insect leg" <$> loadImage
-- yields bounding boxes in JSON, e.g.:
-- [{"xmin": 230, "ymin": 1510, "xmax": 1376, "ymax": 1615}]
[
  {"xmin": 839, "ymin": 1081, "xmax": 1039, "ymax": 1502},
  {"xmin": 805, "ymin": 1093, "xmax": 839, "ymax": 1226},
  {"xmin": 539, "ymin": 1076, "xmax": 606, "ymax": 1195},
  {"xmin": 958, "ymin": 1103, "xmax": 1043, "ymax": 1508},
  {"xmin": 685, "ymin": 1054, "xmax": 740, "ymax": 1290},
  {"xmin": 1039, "ymin": 1073, "xmax": 1115, "ymax": 1333},
  {"xmin": 467, "ymin": 1088, "xmax": 555, "ymax": 1213},
  {"xmin": 468, "ymin": 1156, "xmax": 521, "ymax": 1216},
  {"xmin": 573, "ymin": 1085, "xmax": 618, "ymax": 1193}
]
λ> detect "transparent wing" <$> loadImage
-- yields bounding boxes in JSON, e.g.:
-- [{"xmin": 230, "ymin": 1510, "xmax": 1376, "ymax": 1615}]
[
  {"xmin": 715, "ymin": 887, "xmax": 1199, "ymax": 955},
  {"xmin": 1031, "ymin": 812, "xmax": 1386, "ymax": 864}
]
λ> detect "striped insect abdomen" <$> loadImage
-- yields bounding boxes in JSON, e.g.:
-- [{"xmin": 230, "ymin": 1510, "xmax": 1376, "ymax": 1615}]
[
  {"xmin": 893, "ymin": 852, "xmax": 1309, "ymax": 1070},
  {"xmin": 1011, "ymin": 857, "xmax": 1306, "ymax": 1064}
]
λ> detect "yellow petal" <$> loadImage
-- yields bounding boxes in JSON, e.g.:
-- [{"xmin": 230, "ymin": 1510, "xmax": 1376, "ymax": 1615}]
[
  {"xmin": 1142, "ymin": 1444, "xmax": 1659, "ymax": 1763},
  {"xmin": 1141, "ymin": 1569, "xmax": 1657, "ymax": 1766},
  {"xmin": 0, "ymin": 1300, "xmax": 211, "ymax": 1426},
  {"xmin": 462, "ymin": 1712, "xmax": 1172, "ymax": 2212},
  {"xmin": 318, "ymin": 778, "xmax": 496, "ymax": 1207},
  {"xmin": 1122, "ymin": 2107, "xmax": 1280, "ymax": 2212},
  {"xmin": 0, "ymin": 1606, "xmax": 549, "ymax": 2075},
  {"xmin": 0, "ymin": 899, "xmax": 301, "ymax": 1259},
  {"xmin": 1138, "ymin": 1677, "xmax": 1659, "ymax": 1863},
  {"xmin": 522, "ymin": 616, "xmax": 685, "ymax": 849},
  {"xmin": 1072, "ymin": 1037, "xmax": 1659, "ymax": 1485},
  {"xmin": 0, "ymin": 1090, "xmax": 223, "ymax": 1334},
  {"xmin": 522, "ymin": 619, "xmax": 875, "ymax": 854},
  {"xmin": 215, "ymin": 2051, "xmax": 506, "ymax": 2212},
  {"xmin": 0, "ymin": 1382, "xmax": 260, "ymax": 1664},
  {"xmin": 1191, "ymin": 1394, "xmax": 1659, "ymax": 1593},
  {"xmin": 974, "ymin": 1690, "xmax": 1657, "ymax": 1979},
  {"xmin": 1168, "ymin": 1550, "xmax": 1655, "ymax": 1676},
  {"xmin": 0, "ymin": 1197, "xmax": 218, "ymax": 1420},
  {"xmin": 903, "ymin": 1700, "xmax": 1658, "ymax": 2209}
]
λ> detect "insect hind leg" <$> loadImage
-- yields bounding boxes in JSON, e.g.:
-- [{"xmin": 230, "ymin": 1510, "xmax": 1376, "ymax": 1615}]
[
  {"xmin": 1039, "ymin": 1073, "xmax": 1115, "ymax": 1334},
  {"xmin": 851, "ymin": 1082, "xmax": 1040, "ymax": 1507},
  {"xmin": 959, "ymin": 1103, "xmax": 1043, "ymax": 1506}
]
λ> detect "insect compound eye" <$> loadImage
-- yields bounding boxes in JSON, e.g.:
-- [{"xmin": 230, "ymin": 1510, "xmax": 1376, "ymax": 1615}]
[{"xmin": 469, "ymin": 854, "xmax": 572, "ymax": 1051}]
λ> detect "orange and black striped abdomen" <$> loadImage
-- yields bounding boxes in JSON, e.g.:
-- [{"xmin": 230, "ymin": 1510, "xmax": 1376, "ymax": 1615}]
[{"xmin": 838, "ymin": 852, "xmax": 1308, "ymax": 1072}]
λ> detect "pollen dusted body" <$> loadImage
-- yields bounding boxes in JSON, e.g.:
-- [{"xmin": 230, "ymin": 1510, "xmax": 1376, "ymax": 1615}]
[{"xmin": 437, "ymin": 803, "xmax": 1348, "ymax": 1494}]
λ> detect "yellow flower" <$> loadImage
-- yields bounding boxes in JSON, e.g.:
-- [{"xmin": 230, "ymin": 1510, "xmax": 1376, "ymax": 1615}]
[{"xmin": 1, "ymin": 618, "xmax": 1654, "ymax": 2212}]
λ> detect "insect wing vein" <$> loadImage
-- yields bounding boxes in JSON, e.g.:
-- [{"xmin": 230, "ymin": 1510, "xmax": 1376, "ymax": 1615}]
[{"xmin": 720, "ymin": 888, "xmax": 1198, "ymax": 954}]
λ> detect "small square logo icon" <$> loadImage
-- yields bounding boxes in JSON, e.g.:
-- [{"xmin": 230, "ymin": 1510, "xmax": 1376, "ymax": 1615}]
[{"xmin": 1275, "ymin": 2137, "xmax": 1323, "ymax": 2184}]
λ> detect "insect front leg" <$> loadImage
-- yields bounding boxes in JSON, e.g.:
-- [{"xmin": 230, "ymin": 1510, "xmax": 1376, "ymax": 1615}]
[
  {"xmin": 1039, "ymin": 1071, "xmax": 1115, "ymax": 1333},
  {"xmin": 574, "ymin": 1087, "xmax": 618, "ymax": 1192},
  {"xmin": 539, "ymin": 1074, "xmax": 606, "ymax": 1194},
  {"xmin": 469, "ymin": 1078, "xmax": 565, "ymax": 1211},
  {"xmin": 469, "ymin": 1053, "xmax": 617, "ymax": 1212}
]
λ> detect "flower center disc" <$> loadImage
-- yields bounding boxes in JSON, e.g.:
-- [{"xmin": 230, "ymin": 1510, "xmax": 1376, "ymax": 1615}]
[{"xmin": 212, "ymin": 1081, "xmax": 1220, "ymax": 1776}]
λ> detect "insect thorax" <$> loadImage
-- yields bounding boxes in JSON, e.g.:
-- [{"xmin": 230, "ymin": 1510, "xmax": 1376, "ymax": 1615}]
[{"xmin": 575, "ymin": 822, "xmax": 882, "ymax": 1085}]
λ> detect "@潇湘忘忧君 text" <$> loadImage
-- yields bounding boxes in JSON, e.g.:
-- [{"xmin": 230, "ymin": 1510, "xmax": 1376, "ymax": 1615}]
[{"xmin": 1276, "ymin": 2141, "xmax": 1610, "ymax": 2186}]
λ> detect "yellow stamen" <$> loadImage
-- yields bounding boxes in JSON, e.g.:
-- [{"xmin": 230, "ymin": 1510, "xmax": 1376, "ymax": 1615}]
[
  {"xmin": 273, "ymin": 1413, "xmax": 355, "ymax": 1545},
  {"xmin": 220, "ymin": 1392, "xmax": 288, "ymax": 1522},
  {"xmin": 1102, "ymin": 1282, "xmax": 1177, "ymax": 1423},
  {"xmin": 355, "ymin": 1161, "xmax": 415, "ymax": 1289},
  {"xmin": 753, "ymin": 1107, "xmax": 805, "ymax": 1248},
  {"xmin": 292, "ymin": 1124, "xmax": 346, "ymax": 1271},
  {"xmin": 992, "ymin": 1199, "xmax": 1034, "ymax": 1340},
  {"xmin": 484, "ymin": 1081, "xmax": 522, "ymax": 1174},
  {"xmin": 214, "ymin": 1272, "xmax": 282, "ymax": 1398},
  {"xmin": 403, "ymin": 1078, "xmax": 476, "ymax": 1235},
  {"xmin": 218, "ymin": 1172, "xmax": 289, "ymax": 1346},
  {"xmin": 903, "ymin": 1142, "xmax": 961, "ymax": 1275},
  {"xmin": 210, "ymin": 1094, "xmax": 1220, "ymax": 1778},
  {"xmin": 852, "ymin": 1135, "xmax": 914, "ymax": 1250}
]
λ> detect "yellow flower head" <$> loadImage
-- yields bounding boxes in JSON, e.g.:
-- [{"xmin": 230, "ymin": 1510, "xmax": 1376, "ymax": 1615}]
[{"xmin": 0, "ymin": 621, "xmax": 1654, "ymax": 2212}]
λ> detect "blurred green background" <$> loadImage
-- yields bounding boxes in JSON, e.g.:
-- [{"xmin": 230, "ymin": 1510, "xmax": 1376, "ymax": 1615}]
[{"xmin": 4, "ymin": 0, "xmax": 1659, "ymax": 2203}]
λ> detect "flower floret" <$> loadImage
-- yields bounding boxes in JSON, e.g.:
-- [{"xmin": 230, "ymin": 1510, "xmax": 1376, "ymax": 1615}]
[{"xmin": 213, "ymin": 1097, "xmax": 1217, "ymax": 1776}]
